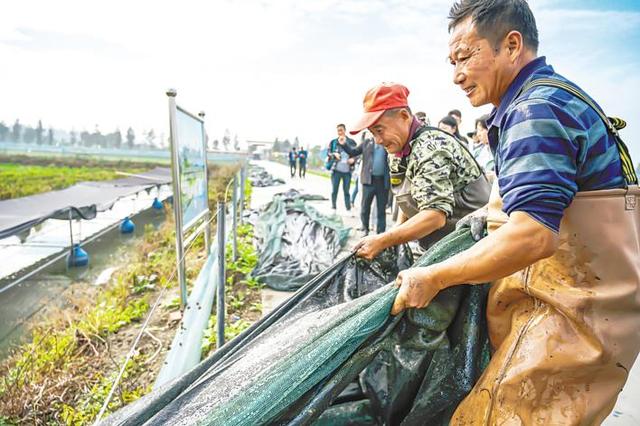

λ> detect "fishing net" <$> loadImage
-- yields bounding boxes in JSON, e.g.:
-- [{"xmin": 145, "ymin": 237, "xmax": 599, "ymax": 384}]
[
  {"xmin": 252, "ymin": 189, "xmax": 351, "ymax": 291},
  {"xmin": 102, "ymin": 228, "xmax": 488, "ymax": 426}
]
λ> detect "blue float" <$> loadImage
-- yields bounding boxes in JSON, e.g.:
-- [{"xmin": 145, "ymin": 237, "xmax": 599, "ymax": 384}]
[
  {"xmin": 152, "ymin": 197, "xmax": 164, "ymax": 210},
  {"xmin": 67, "ymin": 244, "xmax": 89, "ymax": 267},
  {"xmin": 120, "ymin": 216, "xmax": 135, "ymax": 234}
]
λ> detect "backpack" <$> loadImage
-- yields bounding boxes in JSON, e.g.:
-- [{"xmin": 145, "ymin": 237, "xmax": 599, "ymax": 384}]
[{"xmin": 325, "ymin": 140, "xmax": 338, "ymax": 171}]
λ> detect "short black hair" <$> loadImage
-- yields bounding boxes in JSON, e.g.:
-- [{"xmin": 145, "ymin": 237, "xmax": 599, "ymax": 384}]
[
  {"xmin": 439, "ymin": 115, "xmax": 458, "ymax": 129},
  {"xmin": 337, "ymin": 123, "xmax": 346, "ymax": 130},
  {"xmin": 448, "ymin": 0, "xmax": 539, "ymax": 53},
  {"xmin": 448, "ymin": 109, "xmax": 462, "ymax": 118}
]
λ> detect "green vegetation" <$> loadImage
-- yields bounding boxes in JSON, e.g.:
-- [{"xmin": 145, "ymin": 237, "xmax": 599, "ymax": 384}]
[
  {"xmin": 202, "ymin": 223, "xmax": 261, "ymax": 356},
  {"xmin": 0, "ymin": 163, "xmax": 261, "ymax": 425},
  {"xmin": 0, "ymin": 154, "xmax": 158, "ymax": 200}
]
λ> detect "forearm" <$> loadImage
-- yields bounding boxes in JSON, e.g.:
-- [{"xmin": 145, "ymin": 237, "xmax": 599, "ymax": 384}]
[
  {"xmin": 381, "ymin": 209, "xmax": 446, "ymax": 248},
  {"xmin": 431, "ymin": 211, "xmax": 558, "ymax": 288}
]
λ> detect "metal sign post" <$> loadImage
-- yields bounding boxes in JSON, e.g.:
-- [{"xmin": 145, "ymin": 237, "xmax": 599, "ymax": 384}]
[
  {"xmin": 239, "ymin": 164, "xmax": 246, "ymax": 224},
  {"xmin": 167, "ymin": 89, "xmax": 188, "ymax": 309},
  {"xmin": 198, "ymin": 111, "xmax": 211, "ymax": 254},
  {"xmin": 166, "ymin": 89, "xmax": 211, "ymax": 310},
  {"xmin": 232, "ymin": 175, "xmax": 238, "ymax": 261},
  {"xmin": 216, "ymin": 201, "xmax": 226, "ymax": 348}
]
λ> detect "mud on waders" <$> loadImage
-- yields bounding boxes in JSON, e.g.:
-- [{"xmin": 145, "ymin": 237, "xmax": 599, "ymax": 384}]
[{"xmin": 452, "ymin": 79, "xmax": 640, "ymax": 425}]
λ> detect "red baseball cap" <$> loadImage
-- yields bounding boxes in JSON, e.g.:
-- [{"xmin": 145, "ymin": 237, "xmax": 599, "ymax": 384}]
[{"xmin": 349, "ymin": 83, "xmax": 410, "ymax": 135}]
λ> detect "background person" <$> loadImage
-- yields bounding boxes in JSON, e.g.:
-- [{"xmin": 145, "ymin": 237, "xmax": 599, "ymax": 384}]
[
  {"xmin": 339, "ymin": 129, "xmax": 391, "ymax": 236},
  {"xmin": 437, "ymin": 115, "xmax": 460, "ymax": 137},
  {"xmin": 297, "ymin": 146, "xmax": 308, "ymax": 178},
  {"xmin": 447, "ymin": 108, "xmax": 468, "ymax": 145},
  {"xmin": 415, "ymin": 111, "xmax": 430, "ymax": 126},
  {"xmin": 470, "ymin": 114, "xmax": 495, "ymax": 180},
  {"xmin": 288, "ymin": 148, "xmax": 297, "ymax": 177},
  {"xmin": 327, "ymin": 124, "xmax": 357, "ymax": 212}
]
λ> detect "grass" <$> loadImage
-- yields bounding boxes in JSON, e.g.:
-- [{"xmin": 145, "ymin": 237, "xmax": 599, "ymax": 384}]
[
  {"xmin": 0, "ymin": 154, "xmax": 158, "ymax": 200},
  {"xmin": 0, "ymin": 163, "xmax": 262, "ymax": 425}
]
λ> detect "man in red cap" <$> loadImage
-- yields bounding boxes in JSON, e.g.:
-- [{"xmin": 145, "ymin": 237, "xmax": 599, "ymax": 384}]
[{"xmin": 350, "ymin": 82, "xmax": 490, "ymax": 259}]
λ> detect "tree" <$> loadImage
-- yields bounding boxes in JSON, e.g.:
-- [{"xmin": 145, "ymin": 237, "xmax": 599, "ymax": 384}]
[
  {"xmin": 0, "ymin": 122, "xmax": 8, "ymax": 142},
  {"xmin": 273, "ymin": 137, "xmax": 281, "ymax": 152},
  {"xmin": 70, "ymin": 130, "xmax": 77, "ymax": 146},
  {"xmin": 212, "ymin": 139, "xmax": 219, "ymax": 150},
  {"xmin": 294, "ymin": 136, "xmax": 300, "ymax": 148},
  {"xmin": 23, "ymin": 126, "xmax": 36, "ymax": 144},
  {"xmin": 282, "ymin": 138, "xmax": 291, "ymax": 151},
  {"xmin": 35, "ymin": 120, "xmax": 44, "ymax": 145},
  {"xmin": 113, "ymin": 129, "xmax": 122, "ymax": 148},
  {"xmin": 47, "ymin": 128, "xmax": 54, "ymax": 145},
  {"xmin": 11, "ymin": 120, "xmax": 21, "ymax": 142},
  {"xmin": 80, "ymin": 131, "xmax": 91, "ymax": 147},
  {"xmin": 126, "ymin": 127, "xmax": 135, "ymax": 148},
  {"xmin": 91, "ymin": 126, "xmax": 105, "ymax": 148},
  {"xmin": 222, "ymin": 129, "xmax": 230, "ymax": 151},
  {"xmin": 233, "ymin": 134, "xmax": 240, "ymax": 151},
  {"xmin": 146, "ymin": 129, "xmax": 156, "ymax": 147}
]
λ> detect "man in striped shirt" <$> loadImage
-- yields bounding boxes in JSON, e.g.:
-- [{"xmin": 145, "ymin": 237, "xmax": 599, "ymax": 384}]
[{"xmin": 390, "ymin": 0, "xmax": 640, "ymax": 424}]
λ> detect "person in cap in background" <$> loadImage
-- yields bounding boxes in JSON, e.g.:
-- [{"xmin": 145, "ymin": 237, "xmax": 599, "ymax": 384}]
[
  {"xmin": 415, "ymin": 111, "xmax": 430, "ymax": 126},
  {"xmin": 470, "ymin": 114, "xmax": 495, "ymax": 181},
  {"xmin": 297, "ymin": 146, "xmax": 308, "ymax": 178},
  {"xmin": 327, "ymin": 124, "xmax": 357, "ymax": 213},
  {"xmin": 288, "ymin": 148, "xmax": 297, "ymax": 178},
  {"xmin": 392, "ymin": 0, "xmax": 640, "ymax": 423},
  {"xmin": 448, "ymin": 109, "xmax": 469, "ymax": 145},
  {"xmin": 338, "ymin": 129, "xmax": 391, "ymax": 236},
  {"xmin": 349, "ymin": 82, "xmax": 490, "ymax": 260}
]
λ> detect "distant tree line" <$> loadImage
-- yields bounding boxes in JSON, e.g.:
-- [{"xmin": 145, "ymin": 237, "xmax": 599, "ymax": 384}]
[{"xmin": 0, "ymin": 119, "xmax": 165, "ymax": 149}]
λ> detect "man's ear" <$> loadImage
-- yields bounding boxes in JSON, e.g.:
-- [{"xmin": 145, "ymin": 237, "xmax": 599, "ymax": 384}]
[
  {"xmin": 401, "ymin": 108, "xmax": 412, "ymax": 121},
  {"xmin": 504, "ymin": 30, "xmax": 524, "ymax": 62}
]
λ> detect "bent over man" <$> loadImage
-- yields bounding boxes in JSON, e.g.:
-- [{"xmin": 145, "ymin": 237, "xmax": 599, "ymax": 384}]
[{"xmin": 349, "ymin": 82, "xmax": 490, "ymax": 260}]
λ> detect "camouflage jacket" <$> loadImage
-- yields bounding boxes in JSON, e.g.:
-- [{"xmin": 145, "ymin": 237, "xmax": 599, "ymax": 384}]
[{"xmin": 389, "ymin": 127, "xmax": 482, "ymax": 217}]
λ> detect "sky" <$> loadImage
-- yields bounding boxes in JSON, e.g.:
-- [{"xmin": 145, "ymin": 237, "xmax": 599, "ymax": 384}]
[{"xmin": 1, "ymin": 0, "xmax": 639, "ymax": 162}]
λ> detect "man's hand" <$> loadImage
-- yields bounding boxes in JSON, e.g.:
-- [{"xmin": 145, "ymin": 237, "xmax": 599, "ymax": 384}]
[
  {"xmin": 455, "ymin": 206, "xmax": 488, "ymax": 241},
  {"xmin": 347, "ymin": 158, "xmax": 355, "ymax": 165},
  {"xmin": 333, "ymin": 152, "xmax": 341, "ymax": 160},
  {"xmin": 391, "ymin": 267, "xmax": 442, "ymax": 315},
  {"xmin": 354, "ymin": 234, "xmax": 386, "ymax": 260}
]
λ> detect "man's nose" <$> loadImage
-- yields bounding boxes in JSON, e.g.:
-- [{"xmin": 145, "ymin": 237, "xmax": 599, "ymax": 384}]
[{"xmin": 453, "ymin": 65, "xmax": 465, "ymax": 86}]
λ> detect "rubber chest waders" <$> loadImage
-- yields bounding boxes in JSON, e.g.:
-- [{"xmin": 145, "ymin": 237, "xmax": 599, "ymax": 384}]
[{"xmin": 452, "ymin": 80, "xmax": 640, "ymax": 426}]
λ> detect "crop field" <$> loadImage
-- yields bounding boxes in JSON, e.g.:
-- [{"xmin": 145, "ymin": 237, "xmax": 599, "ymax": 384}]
[{"xmin": 0, "ymin": 155, "xmax": 153, "ymax": 200}]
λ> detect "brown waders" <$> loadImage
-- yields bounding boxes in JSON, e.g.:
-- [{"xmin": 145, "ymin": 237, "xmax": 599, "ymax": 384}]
[{"xmin": 452, "ymin": 181, "xmax": 640, "ymax": 425}]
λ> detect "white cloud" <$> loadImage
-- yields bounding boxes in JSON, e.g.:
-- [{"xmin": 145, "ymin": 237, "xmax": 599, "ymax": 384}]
[{"xmin": 0, "ymin": 0, "xmax": 637, "ymax": 163}]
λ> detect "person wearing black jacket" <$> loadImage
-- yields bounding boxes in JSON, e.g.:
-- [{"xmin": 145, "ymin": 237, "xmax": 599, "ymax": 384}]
[{"xmin": 338, "ymin": 129, "xmax": 390, "ymax": 235}]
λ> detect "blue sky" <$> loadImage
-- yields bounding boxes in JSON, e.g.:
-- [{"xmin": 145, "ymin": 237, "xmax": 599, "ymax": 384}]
[{"xmin": 0, "ymin": 0, "xmax": 638, "ymax": 164}]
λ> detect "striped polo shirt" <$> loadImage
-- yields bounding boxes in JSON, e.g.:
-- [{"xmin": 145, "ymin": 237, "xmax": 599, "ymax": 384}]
[{"xmin": 487, "ymin": 56, "xmax": 625, "ymax": 233}]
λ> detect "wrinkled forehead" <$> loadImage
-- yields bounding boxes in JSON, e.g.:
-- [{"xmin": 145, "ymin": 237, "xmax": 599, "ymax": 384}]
[{"xmin": 448, "ymin": 17, "xmax": 482, "ymax": 56}]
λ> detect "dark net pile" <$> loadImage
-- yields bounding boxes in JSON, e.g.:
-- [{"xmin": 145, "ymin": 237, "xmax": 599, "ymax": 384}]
[{"xmin": 102, "ymin": 228, "xmax": 489, "ymax": 426}]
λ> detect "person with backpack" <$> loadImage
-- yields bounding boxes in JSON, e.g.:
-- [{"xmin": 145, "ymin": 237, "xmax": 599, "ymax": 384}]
[
  {"xmin": 393, "ymin": 0, "xmax": 640, "ymax": 423},
  {"xmin": 348, "ymin": 82, "xmax": 490, "ymax": 259},
  {"xmin": 338, "ymin": 129, "xmax": 391, "ymax": 236},
  {"xmin": 327, "ymin": 124, "xmax": 357, "ymax": 213}
]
